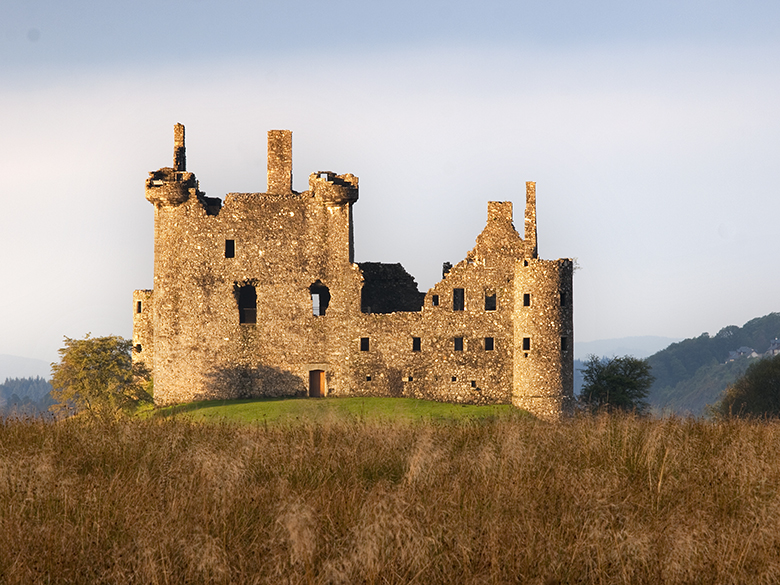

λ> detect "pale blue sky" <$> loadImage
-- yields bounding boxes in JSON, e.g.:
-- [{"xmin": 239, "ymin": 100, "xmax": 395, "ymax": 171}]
[{"xmin": 2, "ymin": 0, "xmax": 779, "ymax": 363}]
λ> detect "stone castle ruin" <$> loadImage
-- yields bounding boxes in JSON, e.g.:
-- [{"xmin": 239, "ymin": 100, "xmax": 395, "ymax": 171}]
[{"xmin": 133, "ymin": 125, "xmax": 574, "ymax": 420}]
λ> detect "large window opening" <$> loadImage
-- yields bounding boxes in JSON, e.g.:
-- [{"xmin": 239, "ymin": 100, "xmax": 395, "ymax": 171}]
[
  {"xmin": 454, "ymin": 337, "xmax": 464, "ymax": 351},
  {"xmin": 360, "ymin": 337, "xmax": 370, "ymax": 351},
  {"xmin": 225, "ymin": 239, "xmax": 235, "ymax": 258},
  {"xmin": 453, "ymin": 288, "xmax": 465, "ymax": 311},
  {"xmin": 309, "ymin": 281, "xmax": 331, "ymax": 316},
  {"xmin": 522, "ymin": 337, "xmax": 531, "ymax": 351},
  {"xmin": 523, "ymin": 293, "xmax": 531, "ymax": 307},
  {"xmin": 236, "ymin": 284, "xmax": 257, "ymax": 324},
  {"xmin": 412, "ymin": 337, "xmax": 421, "ymax": 352},
  {"xmin": 485, "ymin": 337, "xmax": 494, "ymax": 351},
  {"xmin": 484, "ymin": 292, "xmax": 496, "ymax": 311}
]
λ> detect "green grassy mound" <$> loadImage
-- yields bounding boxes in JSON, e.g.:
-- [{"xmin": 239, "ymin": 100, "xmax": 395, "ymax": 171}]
[{"xmin": 150, "ymin": 396, "xmax": 528, "ymax": 424}]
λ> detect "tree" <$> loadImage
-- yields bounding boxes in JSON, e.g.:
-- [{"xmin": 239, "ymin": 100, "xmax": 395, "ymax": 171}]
[
  {"xmin": 50, "ymin": 334, "xmax": 152, "ymax": 418},
  {"xmin": 713, "ymin": 354, "xmax": 780, "ymax": 418},
  {"xmin": 579, "ymin": 355, "xmax": 655, "ymax": 414}
]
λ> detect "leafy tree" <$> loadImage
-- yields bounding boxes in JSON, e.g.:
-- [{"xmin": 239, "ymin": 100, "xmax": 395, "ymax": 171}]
[
  {"xmin": 579, "ymin": 355, "xmax": 655, "ymax": 414},
  {"xmin": 714, "ymin": 354, "xmax": 780, "ymax": 418},
  {"xmin": 50, "ymin": 335, "xmax": 151, "ymax": 418}
]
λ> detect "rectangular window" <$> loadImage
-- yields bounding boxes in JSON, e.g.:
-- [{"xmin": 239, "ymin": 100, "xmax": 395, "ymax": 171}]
[
  {"xmin": 453, "ymin": 288, "xmax": 465, "ymax": 311},
  {"xmin": 485, "ymin": 337, "xmax": 494, "ymax": 351},
  {"xmin": 560, "ymin": 291, "xmax": 567, "ymax": 306},
  {"xmin": 451, "ymin": 376, "xmax": 457, "ymax": 382},
  {"xmin": 366, "ymin": 375, "xmax": 372, "ymax": 381},
  {"xmin": 412, "ymin": 337, "xmax": 421, "ymax": 352},
  {"xmin": 471, "ymin": 380, "xmax": 476, "ymax": 388},
  {"xmin": 432, "ymin": 295, "xmax": 439, "ymax": 306},
  {"xmin": 225, "ymin": 239, "xmax": 235, "ymax": 258},
  {"xmin": 136, "ymin": 301, "xmax": 142, "ymax": 314},
  {"xmin": 523, "ymin": 293, "xmax": 531, "ymax": 307},
  {"xmin": 360, "ymin": 337, "xmax": 370, "ymax": 351},
  {"xmin": 561, "ymin": 336, "xmax": 568, "ymax": 352},
  {"xmin": 522, "ymin": 337, "xmax": 531, "ymax": 351},
  {"xmin": 485, "ymin": 292, "xmax": 496, "ymax": 311},
  {"xmin": 237, "ymin": 284, "xmax": 257, "ymax": 324},
  {"xmin": 454, "ymin": 337, "xmax": 464, "ymax": 351}
]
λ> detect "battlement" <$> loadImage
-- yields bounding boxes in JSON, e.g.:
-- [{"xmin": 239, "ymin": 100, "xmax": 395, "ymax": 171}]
[{"xmin": 309, "ymin": 171, "xmax": 359, "ymax": 204}]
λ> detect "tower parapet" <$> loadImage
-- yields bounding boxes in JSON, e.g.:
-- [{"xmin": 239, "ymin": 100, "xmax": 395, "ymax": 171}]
[
  {"xmin": 145, "ymin": 123, "xmax": 198, "ymax": 207},
  {"xmin": 309, "ymin": 171, "xmax": 359, "ymax": 204}
]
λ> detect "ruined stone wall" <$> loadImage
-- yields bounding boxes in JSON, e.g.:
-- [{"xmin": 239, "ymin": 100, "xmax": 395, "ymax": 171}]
[
  {"xmin": 512, "ymin": 258, "xmax": 574, "ymax": 421},
  {"xmin": 134, "ymin": 125, "xmax": 574, "ymax": 419}
]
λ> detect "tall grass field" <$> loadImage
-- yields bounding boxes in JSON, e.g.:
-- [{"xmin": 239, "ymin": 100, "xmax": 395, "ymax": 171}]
[{"xmin": 2, "ymin": 398, "xmax": 780, "ymax": 583}]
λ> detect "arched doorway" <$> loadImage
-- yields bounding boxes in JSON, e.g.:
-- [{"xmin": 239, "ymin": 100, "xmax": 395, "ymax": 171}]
[{"xmin": 309, "ymin": 370, "xmax": 326, "ymax": 397}]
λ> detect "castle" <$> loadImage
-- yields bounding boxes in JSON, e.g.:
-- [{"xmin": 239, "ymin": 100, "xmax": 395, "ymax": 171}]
[{"xmin": 133, "ymin": 125, "xmax": 574, "ymax": 420}]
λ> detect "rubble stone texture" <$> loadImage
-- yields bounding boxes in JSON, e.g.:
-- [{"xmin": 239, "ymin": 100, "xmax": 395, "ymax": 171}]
[{"xmin": 133, "ymin": 125, "xmax": 574, "ymax": 420}]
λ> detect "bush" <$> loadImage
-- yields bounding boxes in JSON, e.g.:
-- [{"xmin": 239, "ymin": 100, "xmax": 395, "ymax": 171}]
[{"xmin": 714, "ymin": 354, "xmax": 780, "ymax": 417}]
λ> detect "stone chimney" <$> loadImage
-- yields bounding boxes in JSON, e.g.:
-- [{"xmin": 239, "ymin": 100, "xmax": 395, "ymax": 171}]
[{"xmin": 267, "ymin": 130, "xmax": 292, "ymax": 194}]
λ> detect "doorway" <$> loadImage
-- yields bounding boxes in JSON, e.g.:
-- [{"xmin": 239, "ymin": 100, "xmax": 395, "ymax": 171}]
[{"xmin": 309, "ymin": 370, "xmax": 326, "ymax": 397}]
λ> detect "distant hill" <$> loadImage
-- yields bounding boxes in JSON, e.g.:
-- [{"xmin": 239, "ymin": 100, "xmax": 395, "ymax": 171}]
[
  {"xmin": 646, "ymin": 313, "xmax": 780, "ymax": 416},
  {"xmin": 575, "ymin": 336, "xmax": 680, "ymax": 360},
  {"xmin": 0, "ymin": 354, "xmax": 51, "ymax": 382}
]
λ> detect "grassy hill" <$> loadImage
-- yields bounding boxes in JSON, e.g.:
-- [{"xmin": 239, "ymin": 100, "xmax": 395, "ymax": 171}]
[
  {"xmin": 646, "ymin": 312, "xmax": 780, "ymax": 415},
  {"xmin": 150, "ymin": 396, "xmax": 527, "ymax": 424}
]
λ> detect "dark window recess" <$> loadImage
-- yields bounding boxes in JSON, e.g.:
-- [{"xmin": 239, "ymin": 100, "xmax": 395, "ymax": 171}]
[
  {"xmin": 485, "ymin": 337, "xmax": 494, "ymax": 351},
  {"xmin": 485, "ymin": 293, "xmax": 496, "ymax": 311},
  {"xmin": 135, "ymin": 344, "xmax": 142, "ymax": 353},
  {"xmin": 236, "ymin": 284, "xmax": 257, "ymax": 324},
  {"xmin": 309, "ymin": 281, "xmax": 331, "ymax": 316},
  {"xmin": 561, "ymin": 336, "xmax": 568, "ymax": 352},
  {"xmin": 453, "ymin": 288, "xmax": 465, "ymax": 311},
  {"xmin": 560, "ymin": 291, "xmax": 567, "ymax": 306},
  {"xmin": 454, "ymin": 337, "xmax": 464, "ymax": 351},
  {"xmin": 471, "ymin": 380, "xmax": 476, "ymax": 388},
  {"xmin": 360, "ymin": 337, "xmax": 370, "ymax": 351},
  {"xmin": 136, "ymin": 301, "xmax": 142, "ymax": 314},
  {"xmin": 408, "ymin": 375, "xmax": 414, "ymax": 382},
  {"xmin": 366, "ymin": 375, "xmax": 372, "ymax": 382},
  {"xmin": 412, "ymin": 337, "xmax": 421, "ymax": 352},
  {"xmin": 225, "ymin": 239, "xmax": 235, "ymax": 258},
  {"xmin": 523, "ymin": 260, "xmax": 529, "ymax": 266},
  {"xmin": 442, "ymin": 262, "xmax": 453, "ymax": 278},
  {"xmin": 523, "ymin": 337, "xmax": 531, "ymax": 351},
  {"xmin": 359, "ymin": 262, "xmax": 424, "ymax": 313},
  {"xmin": 432, "ymin": 295, "xmax": 439, "ymax": 306},
  {"xmin": 523, "ymin": 293, "xmax": 531, "ymax": 307},
  {"xmin": 451, "ymin": 376, "xmax": 457, "ymax": 382}
]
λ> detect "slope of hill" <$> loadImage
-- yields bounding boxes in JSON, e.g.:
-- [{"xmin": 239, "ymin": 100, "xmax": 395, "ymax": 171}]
[
  {"xmin": 0, "ymin": 354, "xmax": 51, "ymax": 381},
  {"xmin": 646, "ymin": 313, "xmax": 780, "ymax": 415}
]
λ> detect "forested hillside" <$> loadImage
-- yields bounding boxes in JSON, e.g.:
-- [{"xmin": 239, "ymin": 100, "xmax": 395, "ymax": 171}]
[
  {"xmin": 0, "ymin": 377, "xmax": 55, "ymax": 418},
  {"xmin": 646, "ymin": 313, "xmax": 780, "ymax": 415}
]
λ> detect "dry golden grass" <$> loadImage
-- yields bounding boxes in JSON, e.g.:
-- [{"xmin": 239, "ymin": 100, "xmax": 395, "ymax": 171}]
[{"xmin": 2, "ymin": 414, "xmax": 780, "ymax": 583}]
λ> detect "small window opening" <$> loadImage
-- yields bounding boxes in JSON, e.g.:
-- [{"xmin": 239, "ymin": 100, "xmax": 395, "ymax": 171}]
[
  {"xmin": 407, "ymin": 375, "xmax": 414, "ymax": 382},
  {"xmin": 523, "ymin": 260, "xmax": 529, "ymax": 266},
  {"xmin": 136, "ymin": 301, "xmax": 142, "ymax": 314},
  {"xmin": 453, "ymin": 288, "xmax": 465, "ymax": 311},
  {"xmin": 561, "ymin": 336, "xmax": 568, "ymax": 352},
  {"xmin": 442, "ymin": 262, "xmax": 452, "ymax": 278},
  {"xmin": 451, "ymin": 376, "xmax": 457, "ymax": 382},
  {"xmin": 522, "ymin": 337, "xmax": 531, "ymax": 351},
  {"xmin": 485, "ymin": 337, "xmax": 494, "ymax": 351},
  {"xmin": 412, "ymin": 337, "xmax": 421, "ymax": 352},
  {"xmin": 225, "ymin": 239, "xmax": 235, "ymax": 258},
  {"xmin": 432, "ymin": 295, "xmax": 439, "ymax": 306},
  {"xmin": 523, "ymin": 293, "xmax": 531, "ymax": 307},
  {"xmin": 360, "ymin": 337, "xmax": 370, "ymax": 351},
  {"xmin": 560, "ymin": 291, "xmax": 567, "ymax": 306},
  {"xmin": 454, "ymin": 337, "xmax": 464, "ymax": 351},
  {"xmin": 309, "ymin": 281, "xmax": 331, "ymax": 316},
  {"xmin": 485, "ymin": 292, "xmax": 496, "ymax": 311},
  {"xmin": 237, "ymin": 284, "xmax": 257, "ymax": 324},
  {"xmin": 135, "ymin": 344, "xmax": 142, "ymax": 353},
  {"xmin": 366, "ymin": 375, "xmax": 372, "ymax": 382},
  {"xmin": 471, "ymin": 380, "xmax": 476, "ymax": 388}
]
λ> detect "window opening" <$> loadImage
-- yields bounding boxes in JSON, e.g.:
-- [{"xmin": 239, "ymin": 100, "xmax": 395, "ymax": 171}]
[
  {"xmin": 432, "ymin": 295, "xmax": 439, "ymax": 306},
  {"xmin": 485, "ymin": 337, "xmax": 494, "ymax": 351},
  {"xmin": 560, "ymin": 291, "xmax": 567, "ymax": 306},
  {"xmin": 366, "ymin": 375, "xmax": 372, "ymax": 382},
  {"xmin": 135, "ymin": 344, "xmax": 142, "ymax": 353},
  {"xmin": 136, "ymin": 301, "xmax": 142, "ymax": 314},
  {"xmin": 471, "ymin": 380, "xmax": 476, "ymax": 388},
  {"xmin": 407, "ymin": 375, "xmax": 414, "ymax": 382},
  {"xmin": 522, "ymin": 337, "xmax": 531, "ymax": 351},
  {"xmin": 309, "ymin": 281, "xmax": 331, "ymax": 316},
  {"xmin": 454, "ymin": 337, "xmax": 464, "ymax": 352},
  {"xmin": 485, "ymin": 292, "xmax": 496, "ymax": 311},
  {"xmin": 453, "ymin": 288, "xmax": 465, "ymax": 311},
  {"xmin": 360, "ymin": 337, "xmax": 370, "ymax": 351},
  {"xmin": 412, "ymin": 337, "xmax": 421, "ymax": 352},
  {"xmin": 237, "ymin": 284, "xmax": 257, "ymax": 324},
  {"xmin": 225, "ymin": 239, "xmax": 235, "ymax": 258},
  {"xmin": 523, "ymin": 293, "xmax": 531, "ymax": 307},
  {"xmin": 561, "ymin": 337, "xmax": 568, "ymax": 352},
  {"xmin": 451, "ymin": 376, "xmax": 457, "ymax": 382}
]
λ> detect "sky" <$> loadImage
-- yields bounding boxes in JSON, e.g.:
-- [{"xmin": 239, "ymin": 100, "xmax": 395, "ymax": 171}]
[{"xmin": 1, "ymin": 0, "xmax": 779, "ymax": 365}]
